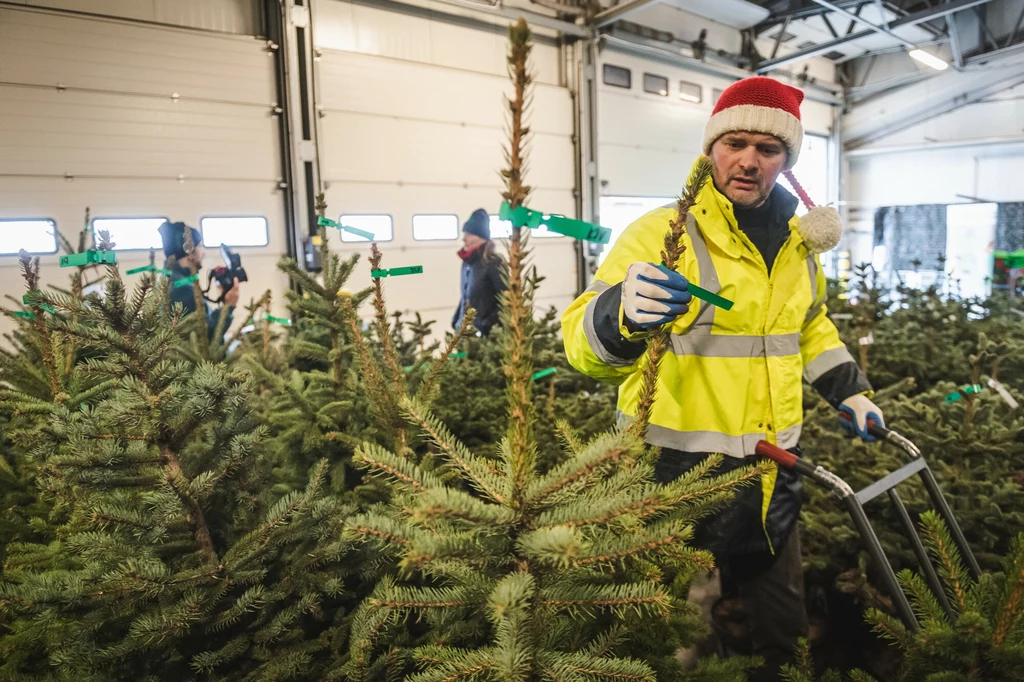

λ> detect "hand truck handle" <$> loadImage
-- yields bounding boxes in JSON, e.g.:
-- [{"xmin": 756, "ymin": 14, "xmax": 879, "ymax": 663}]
[{"xmin": 838, "ymin": 409, "xmax": 890, "ymax": 440}]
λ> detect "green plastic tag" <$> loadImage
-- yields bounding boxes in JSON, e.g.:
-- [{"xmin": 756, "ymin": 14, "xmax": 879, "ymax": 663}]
[
  {"xmin": 450, "ymin": 351, "xmax": 467, "ymax": 360},
  {"xmin": 173, "ymin": 273, "xmax": 200, "ymax": 288},
  {"xmin": 263, "ymin": 314, "xmax": 292, "ymax": 326},
  {"xmin": 371, "ymin": 265, "xmax": 423, "ymax": 278},
  {"xmin": 498, "ymin": 202, "xmax": 611, "ymax": 244},
  {"xmin": 126, "ymin": 265, "xmax": 172, "ymax": 276},
  {"xmin": 945, "ymin": 384, "xmax": 983, "ymax": 403},
  {"xmin": 689, "ymin": 283, "xmax": 734, "ymax": 311},
  {"xmin": 531, "ymin": 367, "xmax": 557, "ymax": 381},
  {"xmin": 317, "ymin": 216, "xmax": 375, "ymax": 241},
  {"xmin": 22, "ymin": 294, "xmax": 56, "ymax": 314},
  {"xmin": 59, "ymin": 250, "xmax": 117, "ymax": 268},
  {"xmin": 13, "ymin": 311, "xmax": 36, "ymax": 319}
]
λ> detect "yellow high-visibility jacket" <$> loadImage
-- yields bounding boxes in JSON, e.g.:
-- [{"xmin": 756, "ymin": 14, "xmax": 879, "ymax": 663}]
[{"xmin": 562, "ymin": 169, "xmax": 868, "ymax": 553}]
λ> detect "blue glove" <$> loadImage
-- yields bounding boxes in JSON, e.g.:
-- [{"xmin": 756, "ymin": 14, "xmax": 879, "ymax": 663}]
[
  {"xmin": 839, "ymin": 394, "xmax": 885, "ymax": 443},
  {"xmin": 622, "ymin": 262, "xmax": 692, "ymax": 330}
]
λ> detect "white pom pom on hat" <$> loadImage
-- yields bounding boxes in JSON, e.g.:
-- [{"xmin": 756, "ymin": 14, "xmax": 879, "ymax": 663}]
[{"xmin": 783, "ymin": 170, "xmax": 843, "ymax": 254}]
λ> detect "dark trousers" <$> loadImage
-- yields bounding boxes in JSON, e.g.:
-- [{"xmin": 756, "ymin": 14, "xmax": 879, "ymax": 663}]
[
  {"xmin": 655, "ymin": 450, "xmax": 808, "ymax": 677},
  {"xmin": 718, "ymin": 527, "xmax": 808, "ymax": 681}
]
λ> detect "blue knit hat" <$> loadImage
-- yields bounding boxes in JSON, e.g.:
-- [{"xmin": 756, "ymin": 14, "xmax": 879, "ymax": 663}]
[
  {"xmin": 158, "ymin": 220, "xmax": 202, "ymax": 258},
  {"xmin": 462, "ymin": 209, "xmax": 490, "ymax": 240}
]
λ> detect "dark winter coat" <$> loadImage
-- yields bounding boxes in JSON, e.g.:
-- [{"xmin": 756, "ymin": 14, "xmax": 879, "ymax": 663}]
[
  {"xmin": 453, "ymin": 246, "xmax": 507, "ymax": 336},
  {"xmin": 166, "ymin": 260, "xmax": 234, "ymax": 341}
]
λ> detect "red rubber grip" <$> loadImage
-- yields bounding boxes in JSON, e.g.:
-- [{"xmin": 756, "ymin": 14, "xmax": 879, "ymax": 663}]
[{"xmin": 755, "ymin": 440, "xmax": 799, "ymax": 469}]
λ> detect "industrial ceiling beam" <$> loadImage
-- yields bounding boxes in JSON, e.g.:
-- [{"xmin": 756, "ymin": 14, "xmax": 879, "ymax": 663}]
[
  {"xmin": 947, "ymin": 9, "xmax": 964, "ymax": 68},
  {"xmin": 593, "ymin": 0, "xmax": 662, "ymax": 28},
  {"xmin": 754, "ymin": 0, "xmax": 994, "ymax": 72},
  {"xmin": 809, "ymin": 0, "xmax": 916, "ymax": 48}
]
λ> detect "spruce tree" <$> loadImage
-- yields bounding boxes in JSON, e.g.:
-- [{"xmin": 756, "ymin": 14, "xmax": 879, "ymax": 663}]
[
  {"xmin": 338, "ymin": 19, "xmax": 765, "ymax": 682},
  {"xmin": 0, "ymin": 236, "xmax": 358, "ymax": 681}
]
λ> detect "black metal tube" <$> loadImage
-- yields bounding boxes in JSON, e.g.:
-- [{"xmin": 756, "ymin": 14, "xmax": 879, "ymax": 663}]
[
  {"xmin": 842, "ymin": 494, "xmax": 920, "ymax": 631},
  {"xmin": 887, "ymin": 489, "xmax": 954, "ymax": 618},
  {"xmin": 917, "ymin": 467, "xmax": 982, "ymax": 580}
]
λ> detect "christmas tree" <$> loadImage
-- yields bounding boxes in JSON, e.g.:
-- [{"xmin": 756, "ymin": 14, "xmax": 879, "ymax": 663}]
[
  {"xmin": 0, "ymin": 234, "xmax": 359, "ymax": 681},
  {"xmin": 338, "ymin": 19, "xmax": 765, "ymax": 682}
]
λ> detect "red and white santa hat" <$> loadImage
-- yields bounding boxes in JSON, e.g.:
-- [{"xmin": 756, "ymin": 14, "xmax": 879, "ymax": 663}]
[
  {"xmin": 703, "ymin": 76, "xmax": 805, "ymax": 170},
  {"xmin": 703, "ymin": 76, "xmax": 844, "ymax": 254}
]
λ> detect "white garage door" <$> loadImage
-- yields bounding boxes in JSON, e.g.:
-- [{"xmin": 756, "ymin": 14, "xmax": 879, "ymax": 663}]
[
  {"xmin": 313, "ymin": 1, "xmax": 578, "ymax": 332},
  {"xmin": 0, "ymin": 7, "xmax": 288, "ymax": 331}
]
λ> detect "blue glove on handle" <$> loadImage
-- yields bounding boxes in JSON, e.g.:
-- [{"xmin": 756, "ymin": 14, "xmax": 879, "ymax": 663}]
[
  {"xmin": 622, "ymin": 262, "xmax": 692, "ymax": 330},
  {"xmin": 838, "ymin": 394, "xmax": 885, "ymax": 443}
]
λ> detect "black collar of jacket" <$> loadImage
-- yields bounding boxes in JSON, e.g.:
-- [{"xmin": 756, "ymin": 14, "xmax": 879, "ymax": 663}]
[{"xmin": 732, "ymin": 181, "xmax": 799, "ymax": 228}]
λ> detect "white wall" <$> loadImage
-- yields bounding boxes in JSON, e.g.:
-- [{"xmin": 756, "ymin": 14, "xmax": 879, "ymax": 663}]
[
  {"xmin": 313, "ymin": 0, "xmax": 579, "ymax": 330},
  {"xmin": 843, "ymin": 76, "xmax": 1024, "ymax": 268},
  {"xmin": 0, "ymin": 6, "xmax": 288, "ymax": 337},
  {"xmin": 4, "ymin": 0, "xmax": 263, "ymax": 35}
]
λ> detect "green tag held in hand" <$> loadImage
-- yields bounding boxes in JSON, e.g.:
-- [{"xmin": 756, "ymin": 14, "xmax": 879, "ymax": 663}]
[
  {"xmin": 499, "ymin": 202, "xmax": 611, "ymax": 244},
  {"xmin": 317, "ymin": 217, "xmax": 375, "ymax": 241},
  {"xmin": 531, "ymin": 367, "xmax": 557, "ymax": 381},
  {"xmin": 173, "ymin": 273, "xmax": 200, "ymax": 288},
  {"xmin": 59, "ymin": 250, "xmax": 117, "ymax": 268},
  {"xmin": 371, "ymin": 266, "xmax": 423, "ymax": 278}
]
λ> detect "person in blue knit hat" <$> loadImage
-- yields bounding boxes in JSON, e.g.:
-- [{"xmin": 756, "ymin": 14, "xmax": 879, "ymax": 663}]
[{"xmin": 452, "ymin": 208, "xmax": 506, "ymax": 336}]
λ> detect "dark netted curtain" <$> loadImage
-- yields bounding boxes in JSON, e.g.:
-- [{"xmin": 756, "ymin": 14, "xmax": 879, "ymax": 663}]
[{"xmin": 873, "ymin": 204, "xmax": 947, "ymax": 271}]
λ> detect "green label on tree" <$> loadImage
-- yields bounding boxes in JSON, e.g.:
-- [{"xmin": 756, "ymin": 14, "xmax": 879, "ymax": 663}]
[
  {"xmin": 59, "ymin": 250, "xmax": 117, "ymax": 268},
  {"xmin": 173, "ymin": 273, "xmax": 200, "ymax": 288},
  {"xmin": 126, "ymin": 265, "xmax": 172, "ymax": 276},
  {"xmin": 371, "ymin": 266, "xmax": 423, "ymax": 278},
  {"xmin": 317, "ymin": 216, "xmax": 375, "ymax": 241},
  {"xmin": 22, "ymin": 294, "xmax": 56, "ymax": 314},
  {"xmin": 449, "ymin": 351, "xmax": 467, "ymax": 360},
  {"xmin": 263, "ymin": 314, "xmax": 292, "ymax": 326},
  {"xmin": 945, "ymin": 384, "xmax": 983, "ymax": 403},
  {"xmin": 498, "ymin": 202, "xmax": 611, "ymax": 244},
  {"xmin": 12, "ymin": 311, "xmax": 35, "ymax": 319},
  {"xmin": 531, "ymin": 367, "xmax": 557, "ymax": 381}
]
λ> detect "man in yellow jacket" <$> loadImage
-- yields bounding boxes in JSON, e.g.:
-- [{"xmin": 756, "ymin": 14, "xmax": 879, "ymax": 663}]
[{"xmin": 562, "ymin": 77, "xmax": 883, "ymax": 676}]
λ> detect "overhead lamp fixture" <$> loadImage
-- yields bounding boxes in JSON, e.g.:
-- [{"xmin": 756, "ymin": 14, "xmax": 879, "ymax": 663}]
[
  {"xmin": 679, "ymin": 93, "xmax": 701, "ymax": 103},
  {"xmin": 909, "ymin": 49, "xmax": 949, "ymax": 71}
]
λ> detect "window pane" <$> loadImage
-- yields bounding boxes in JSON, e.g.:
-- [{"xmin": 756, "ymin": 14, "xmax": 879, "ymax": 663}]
[
  {"xmin": 776, "ymin": 134, "xmax": 830, "ymax": 215},
  {"xmin": 201, "ymin": 216, "xmax": 269, "ymax": 247},
  {"xmin": 643, "ymin": 73, "xmax": 669, "ymax": 97},
  {"xmin": 92, "ymin": 217, "xmax": 167, "ymax": 250},
  {"xmin": 486, "ymin": 215, "xmax": 563, "ymax": 239},
  {"xmin": 0, "ymin": 219, "xmax": 58, "ymax": 255},
  {"xmin": 488, "ymin": 215, "xmax": 513, "ymax": 239},
  {"xmin": 602, "ymin": 64, "xmax": 631, "ymax": 89},
  {"xmin": 339, "ymin": 215, "xmax": 394, "ymax": 243},
  {"xmin": 413, "ymin": 214, "xmax": 458, "ymax": 241},
  {"xmin": 678, "ymin": 81, "xmax": 702, "ymax": 103},
  {"xmin": 597, "ymin": 197, "xmax": 675, "ymax": 265}
]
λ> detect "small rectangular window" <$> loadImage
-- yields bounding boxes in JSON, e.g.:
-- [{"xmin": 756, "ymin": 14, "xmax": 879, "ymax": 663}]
[
  {"xmin": 339, "ymin": 214, "xmax": 394, "ymax": 243},
  {"xmin": 91, "ymin": 217, "xmax": 168, "ymax": 251},
  {"xmin": 201, "ymin": 216, "xmax": 269, "ymax": 247},
  {"xmin": 413, "ymin": 214, "xmax": 459, "ymax": 241},
  {"xmin": 643, "ymin": 73, "xmax": 669, "ymax": 97},
  {"xmin": 602, "ymin": 64, "xmax": 631, "ymax": 89},
  {"xmin": 487, "ymin": 215, "xmax": 562, "ymax": 239},
  {"xmin": 488, "ymin": 215, "xmax": 513, "ymax": 240},
  {"xmin": 678, "ymin": 81, "xmax": 702, "ymax": 103},
  {"xmin": 0, "ymin": 219, "xmax": 58, "ymax": 255},
  {"xmin": 712, "ymin": 88, "xmax": 724, "ymax": 105}
]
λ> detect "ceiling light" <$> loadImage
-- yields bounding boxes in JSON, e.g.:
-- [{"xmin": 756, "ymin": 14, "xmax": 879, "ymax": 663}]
[
  {"xmin": 679, "ymin": 93, "xmax": 700, "ymax": 103},
  {"xmin": 909, "ymin": 49, "xmax": 948, "ymax": 71}
]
